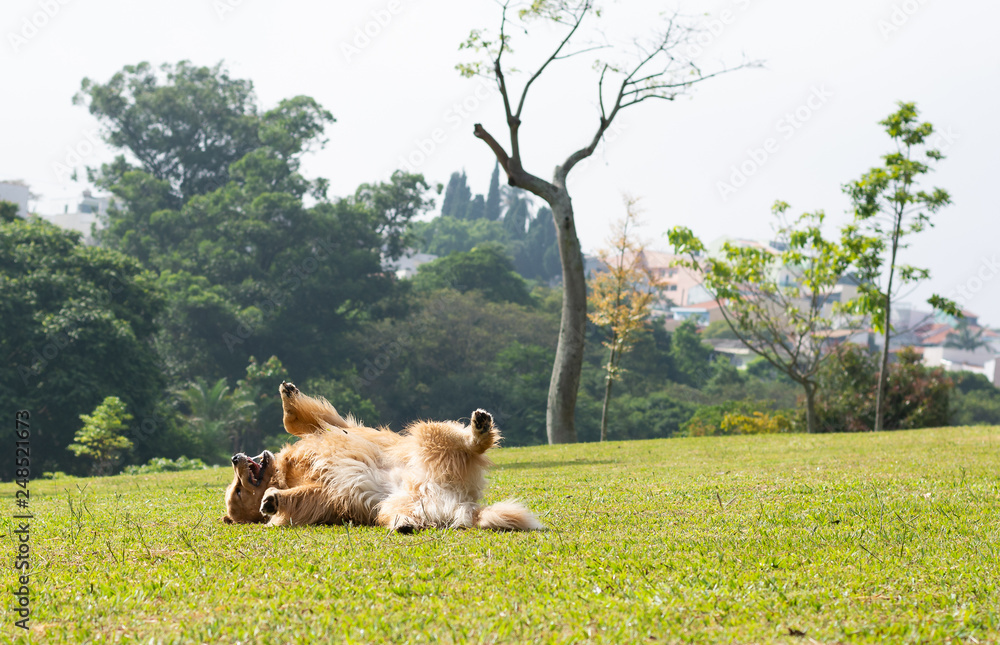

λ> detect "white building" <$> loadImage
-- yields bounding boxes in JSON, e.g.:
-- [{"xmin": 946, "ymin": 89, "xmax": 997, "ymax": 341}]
[
  {"xmin": 38, "ymin": 190, "xmax": 111, "ymax": 244},
  {"xmin": 922, "ymin": 346, "xmax": 1000, "ymax": 386},
  {"xmin": 0, "ymin": 181, "xmax": 31, "ymax": 217},
  {"xmin": 384, "ymin": 250, "xmax": 438, "ymax": 279}
]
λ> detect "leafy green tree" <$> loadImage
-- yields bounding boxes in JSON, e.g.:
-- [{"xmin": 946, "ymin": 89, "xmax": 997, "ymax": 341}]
[
  {"xmin": 466, "ymin": 194, "xmax": 487, "ymax": 221},
  {"xmin": 350, "ymin": 171, "xmax": 436, "ymax": 262},
  {"xmin": 503, "ymin": 195, "xmax": 530, "ymax": 240},
  {"xmin": 412, "ymin": 243, "xmax": 532, "ymax": 305},
  {"xmin": 945, "ymin": 319, "xmax": 987, "ymax": 351},
  {"xmin": 485, "ymin": 162, "xmax": 502, "ymax": 221},
  {"xmin": 410, "ymin": 215, "xmax": 508, "ymax": 257},
  {"xmin": 705, "ymin": 355, "xmax": 746, "ymax": 392},
  {"xmin": 233, "ymin": 355, "xmax": 290, "ymax": 451},
  {"xmin": 0, "ymin": 199, "xmax": 18, "ymax": 223},
  {"xmin": 513, "ymin": 206, "xmax": 560, "ymax": 282},
  {"xmin": 842, "ymin": 102, "xmax": 960, "ymax": 431},
  {"xmin": 176, "ymin": 377, "xmax": 253, "ymax": 463},
  {"xmin": 441, "ymin": 171, "xmax": 473, "ymax": 219},
  {"xmin": 351, "ymin": 289, "xmax": 558, "ymax": 436},
  {"xmin": 479, "ymin": 342, "xmax": 553, "ymax": 445},
  {"xmin": 0, "ymin": 217, "xmax": 164, "ymax": 476},
  {"xmin": 702, "ymin": 319, "xmax": 739, "ymax": 340},
  {"xmin": 301, "ymin": 374, "xmax": 380, "ymax": 427},
  {"xmin": 670, "ymin": 202, "xmax": 859, "ymax": 433},
  {"xmin": 75, "ymin": 61, "xmax": 332, "ymax": 206},
  {"xmin": 68, "ymin": 396, "xmax": 134, "ymax": 476},
  {"xmin": 949, "ymin": 372, "xmax": 1000, "ymax": 426},
  {"xmin": 80, "ymin": 62, "xmax": 433, "ymax": 382},
  {"xmin": 460, "ymin": 2, "xmax": 755, "ymax": 443},
  {"xmin": 669, "ymin": 320, "xmax": 714, "ymax": 389},
  {"xmin": 608, "ymin": 391, "xmax": 697, "ymax": 440}
]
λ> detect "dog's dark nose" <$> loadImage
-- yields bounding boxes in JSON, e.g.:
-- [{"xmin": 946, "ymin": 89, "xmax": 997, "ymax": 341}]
[{"xmin": 231, "ymin": 455, "xmax": 240, "ymax": 464}]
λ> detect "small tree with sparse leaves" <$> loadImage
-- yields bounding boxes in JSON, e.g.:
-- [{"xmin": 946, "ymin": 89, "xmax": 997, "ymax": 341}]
[
  {"xmin": 68, "ymin": 396, "xmax": 134, "ymax": 476},
  {"xmin": 670, "ymin": 202, "xmax": 859, "ymax": 433},
  {"xmin": 842, "ymin": 101, "xmax": 961, "ymax": 431},
  {"xmin": 588, "ymin": 196, "xmax": 662, "ymax": 441}
]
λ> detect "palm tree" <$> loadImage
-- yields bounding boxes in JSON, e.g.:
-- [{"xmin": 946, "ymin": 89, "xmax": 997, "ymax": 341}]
[
  {"xmin": 176, "ymin": 377, "xmax": 253, "ymax": 462},
  {"xmin": 944, "ymin": 319, "xmax": 987, "ymax": 351}
]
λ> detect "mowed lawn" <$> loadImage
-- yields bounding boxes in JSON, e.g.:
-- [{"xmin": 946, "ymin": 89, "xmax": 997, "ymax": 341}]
[{"xmin": 3, "ymin": 427, "xmax": 1000, "ymax": 644}]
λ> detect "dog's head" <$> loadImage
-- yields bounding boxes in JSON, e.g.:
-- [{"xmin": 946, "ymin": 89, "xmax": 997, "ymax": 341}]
[{"xmin": 222, "ymin": 450, "xmax": 275, "ymax": 524}]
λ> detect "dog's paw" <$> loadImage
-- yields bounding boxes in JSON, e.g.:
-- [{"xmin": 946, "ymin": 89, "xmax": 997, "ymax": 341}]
[
  {"xmin": 280, "ymin": 381, "xmax": 299, "ymax": 399},
  {"xmin": 389, "ymin": 515, "xmax": 418, "ymax": 534},
  {"xmin": 471, "ymin": 409, "xmax": 493, "ymax": 434},
  {"xmin": 260, "ymin": 488, "xmax": 280, "ymax": 516}
]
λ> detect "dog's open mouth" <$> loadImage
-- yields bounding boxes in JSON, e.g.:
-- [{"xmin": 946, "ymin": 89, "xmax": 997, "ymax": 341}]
[{"xmin": 245, "ymin": 450, "xmax": 273, "ymax": 487}]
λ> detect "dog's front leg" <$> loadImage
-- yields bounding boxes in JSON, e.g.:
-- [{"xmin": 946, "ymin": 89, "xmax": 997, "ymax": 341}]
[
  {"xmin": 376, "ymin": 495, "xmax": 421, "ymax": 534},
  {"xmin": 260, "ymin": 483, "xmax": 326, "ymax": 526}
]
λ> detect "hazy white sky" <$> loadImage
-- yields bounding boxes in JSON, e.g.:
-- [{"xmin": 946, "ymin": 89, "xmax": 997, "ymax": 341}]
[{"xmin": 3, "ymin": 0, "xmax": 998, "ymax": 324}]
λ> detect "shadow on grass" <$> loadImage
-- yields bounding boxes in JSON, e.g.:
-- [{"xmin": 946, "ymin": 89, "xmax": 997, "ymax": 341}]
[{"xmin": 497, "ymin": 459, "xmax": 617, "ymax": 470}]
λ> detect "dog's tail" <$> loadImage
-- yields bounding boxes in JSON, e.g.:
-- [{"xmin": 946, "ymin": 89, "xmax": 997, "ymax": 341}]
[{"xmin": 476, "ymin": 500, "xmax": 544, "ymax": 531}]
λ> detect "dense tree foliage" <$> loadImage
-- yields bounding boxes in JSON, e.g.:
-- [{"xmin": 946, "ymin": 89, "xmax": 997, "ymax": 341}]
[
  {"xmin": 410, "ymin": 165, "xmax": 561, "ymax": 284},
  {"xmin": 412, "ymin": 244, "xmax": 532, "ymax": 305},
  {"xmin": 0, "ymin": 217, "xmax": 168, "ymax": 475},
  {"xmin": 81, "ymin": 61, "xmax": 433, "ymax": 384}
]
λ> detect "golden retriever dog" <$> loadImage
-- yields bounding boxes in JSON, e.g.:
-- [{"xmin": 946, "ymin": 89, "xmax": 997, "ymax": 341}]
[{"xmin": 223, "ymin": 382, "xmax": 542, "ymax": 532}]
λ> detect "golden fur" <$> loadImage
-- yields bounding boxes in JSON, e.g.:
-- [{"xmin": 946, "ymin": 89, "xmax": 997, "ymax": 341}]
[{"xmin": 223, "ymin": 382, "xmax": 542, "ymax": 532}]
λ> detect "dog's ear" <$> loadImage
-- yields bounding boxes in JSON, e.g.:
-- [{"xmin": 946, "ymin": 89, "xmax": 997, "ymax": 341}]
[{"xmin": 222, "ymin": 515, "xmax": 234, "ymax": 524}]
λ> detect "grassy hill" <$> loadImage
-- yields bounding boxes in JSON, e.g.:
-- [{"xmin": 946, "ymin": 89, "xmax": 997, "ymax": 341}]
[{"xmin": 3, "ymin": 427, "xmax": 1000, "ymax": 643}]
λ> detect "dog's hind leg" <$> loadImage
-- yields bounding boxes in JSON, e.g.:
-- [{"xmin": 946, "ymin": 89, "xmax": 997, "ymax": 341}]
[
  {"xmin": 476, "ymin": 501, "xmax": 544, "ymax": 531},
  {"xmin": 280, "ymin": 381, "xmax": 352, "ymax": 436}
]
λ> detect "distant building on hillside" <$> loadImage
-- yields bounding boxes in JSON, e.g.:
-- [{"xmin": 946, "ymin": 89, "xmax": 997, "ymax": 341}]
[
  {"xmin": 0, "ymin": 180, "xmax": 31, "ymax": 217},
  {"xmin": 37, "ymin": 189, "xmax": 111, "ymax": 245},
  {"xmin": 384, "ymin": 250, "xmax": 438, "ymax": 279}
]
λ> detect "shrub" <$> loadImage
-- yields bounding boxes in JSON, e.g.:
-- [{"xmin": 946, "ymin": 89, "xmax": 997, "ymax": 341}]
[
  {"xmin": 681, "ymin": 399, "xmax": 794, "ymax": 436},
  {"xmin": 813, "ymin": 345, "xmax": 952, "ymax": 432},
  {"xmin": 720, "ymin": 410, "xmax": 794, "ymax": 435},
  {"xmin": 949, "ymin": 372, "xmax": 1000, "ymax": 426},
  {"xmin": 122, "ymin": 456, "xmax": 208, "ymax": 475}
]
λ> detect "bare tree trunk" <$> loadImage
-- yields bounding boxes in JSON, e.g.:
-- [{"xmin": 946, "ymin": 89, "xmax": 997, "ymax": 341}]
[
  {"xmin": 547, "ymin": 195, "xmax": 586, "ymax": 444},
  {"xmin": 599, "ymin": 342, "xmax": 618, "ymax": 442},
  {"xmin": 804, "ymin": 382, "xmax": 818, "ymax": 434},
  {"xmin": 874, "ymin": 220, "xmax": 900, "ymax": 432},
  {"xmin": 873, "ymin": 304, "xmax": 892, "ymax": 431}
]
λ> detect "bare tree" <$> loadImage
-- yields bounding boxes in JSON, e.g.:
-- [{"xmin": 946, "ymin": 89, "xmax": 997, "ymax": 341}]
[{"xmin": 461, "ymin": 0, "xmax": 757, "ymax": 443}]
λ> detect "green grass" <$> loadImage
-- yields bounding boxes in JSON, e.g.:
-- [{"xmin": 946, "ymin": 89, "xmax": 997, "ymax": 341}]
[{"xmin": 3, "ymin": 427, "xmax": 1000, "ymax": 643}]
